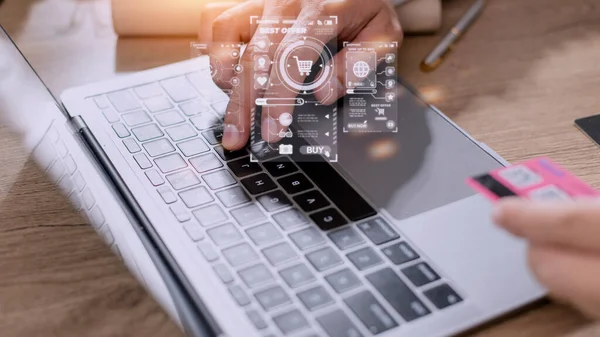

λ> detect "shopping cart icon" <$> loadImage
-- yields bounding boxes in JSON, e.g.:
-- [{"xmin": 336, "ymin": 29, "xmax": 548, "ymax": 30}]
[{"xmin": 293, "ymin": 56, "xmax": 313, "ymax": 76}]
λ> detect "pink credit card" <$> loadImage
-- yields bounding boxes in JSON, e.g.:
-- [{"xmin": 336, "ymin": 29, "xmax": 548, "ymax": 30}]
[{"xmin": 466, "ymin": 157, "xmax": 600, "ymax": 202}]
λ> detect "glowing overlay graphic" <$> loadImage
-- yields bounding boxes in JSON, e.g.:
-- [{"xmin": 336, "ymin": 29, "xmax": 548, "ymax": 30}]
[
  {"xmin": 249, "ymin": 16, "xmax": 339, "ymax": 162},
  {"xmin": 343, "ymin": 41, "xmax": 399, "ymax": 133}
]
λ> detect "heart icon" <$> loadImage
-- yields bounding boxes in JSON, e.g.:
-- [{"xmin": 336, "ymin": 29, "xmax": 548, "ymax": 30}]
[{"xmin": 257, "ymin": 76, "xmax": 268, "ymax": 86}]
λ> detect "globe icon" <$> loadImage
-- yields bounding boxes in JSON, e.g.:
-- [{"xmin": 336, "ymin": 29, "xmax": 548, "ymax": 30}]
[{"xmin": 352, "ymin": 61, "xmax": 371, "ymax": 78}]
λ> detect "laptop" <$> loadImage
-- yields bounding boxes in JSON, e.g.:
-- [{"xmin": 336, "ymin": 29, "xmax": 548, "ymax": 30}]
[{"xmin": 0, "ymin": 25, "xmax": 545, "ymax": 337}]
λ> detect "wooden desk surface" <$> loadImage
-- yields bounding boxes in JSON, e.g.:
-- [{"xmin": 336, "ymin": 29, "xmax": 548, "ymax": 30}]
[{"xmin": 1, "ymin": 0, "xmax": 600, "ymax": 336}]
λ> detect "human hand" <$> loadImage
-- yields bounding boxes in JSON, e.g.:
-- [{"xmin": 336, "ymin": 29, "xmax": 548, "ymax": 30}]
[
  {"xmin": 493, "ymin": 198, "xmax": 600, "ymax": 319},
  {"xmin": 209, "ymin": 0, "xmax": 403, "ymax": 150}
]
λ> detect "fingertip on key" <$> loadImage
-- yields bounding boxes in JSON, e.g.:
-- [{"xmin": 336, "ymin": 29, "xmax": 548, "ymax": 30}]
[{"xmin": 222, "ymin": 124, "xmax": 244, "ymax": 150}]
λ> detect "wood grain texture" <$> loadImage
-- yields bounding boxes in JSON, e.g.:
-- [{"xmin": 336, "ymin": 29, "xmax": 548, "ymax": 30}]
[{"xmin": 0, "ymin": 0, "xmax": 598, "ymax": 336}]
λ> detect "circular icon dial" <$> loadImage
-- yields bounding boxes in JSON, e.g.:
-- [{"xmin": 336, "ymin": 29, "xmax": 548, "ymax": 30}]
[{"xmin": 275, "ymin": 38, "xmax": 334, "ymax": 94}]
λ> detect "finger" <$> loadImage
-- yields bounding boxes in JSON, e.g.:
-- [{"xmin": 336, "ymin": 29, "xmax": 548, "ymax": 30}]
[
  {"xmin": 528, "ymin": 244, "xmax": 600, "ymax": 319},
  {"xmin": 314, "ymin": 8, "xmax": 403, "ymax": 105},
  {"xmin": 222, "ymin": 3, "xmax": 297, "ymax": 150},
  {"xmin": 260, "ymin": 16, "xmax": 338, "ymax": 142},
  {"xmin": 493, "ymin": 198, "xmax": 600, "ymax": 252},
  {"xmin": 211, "ymin": 0, "xmax": 264, "ymax": 89},
  {"xmin": 199, "ymin": 1, "xmax": 245, "ymax": 42}
]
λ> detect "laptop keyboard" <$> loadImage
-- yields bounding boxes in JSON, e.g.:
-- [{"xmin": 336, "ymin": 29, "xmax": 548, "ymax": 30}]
[{"xmin": 90, "ymin": 73, "xmax": 464, "ymax": 336}]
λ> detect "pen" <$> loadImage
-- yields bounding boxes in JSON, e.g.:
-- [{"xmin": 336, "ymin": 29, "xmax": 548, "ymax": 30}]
[{"xmin": 420, "ymin": 0, "xmax": 487, "ymax": 72}]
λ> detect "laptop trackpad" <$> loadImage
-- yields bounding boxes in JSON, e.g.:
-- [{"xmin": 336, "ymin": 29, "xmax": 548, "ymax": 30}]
[{"xmin": 337, "ymin": 101, "xmax": 502, "ymax": 221}]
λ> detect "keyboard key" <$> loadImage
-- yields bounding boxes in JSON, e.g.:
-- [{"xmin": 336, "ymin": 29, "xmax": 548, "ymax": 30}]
[
  {"xmin": 310, "ymin": 208, "xmax": 347, "ymax": 231},
  {"xmin": 64, "ymin": 155, "xmax": 77, "ymax": 174},
  {"xmin": 306, "ymin": 247, "xmax": 342, "ymax": 272},
  {"xmin": 132, "ymin": 124, "xmax": 164, "ymax": 142},
  {"xmin": 133, "ymin": 153, "xmax": 153, "ymax": 169},
  {"xmin": 123, "ymin": 138, "xmax": 141, "ymax": 153},
  {"xmin": 297, "ymin": 286, "xmax": 334, "ymax": 311},
  {"xmin": 262, "ymin": 242, "xmax": 297, "ymax": 266},
  {"xmin": 273, "ymin": 208, "xmax": 309, "ymax": 231},
  {"xmin": 278, "ymin": 173, "xmax": 313, "ymax": 195},
  {"xmin": 223, "ymin": 243, "xmax": 258, "ymax": 267},
  {"xmin": 202, "ymin": 170, "xmax": 236, "ymax": 190},
  {"xmin": 157, "ymin": 186, "xmax": 177, "ymax": 204},
  {"xmin": 382, "ymin": 242, "xmax": 419, "ymax": 265},
  {"xmin": 246, "ymin": 223, "xmax": 282, "ymax": 246},
  {"xmin": 202, "ymin": 129, "xmax": 223, "ymax": 145},
  {"xmin": 357, "ymin": 217, "xmax": 399, "ymax": 245},
  {"xmin": 180, "ymin": 99, "xmax": 212, "ymax": 116},
  {"xmin": 238, "ymin": 263, "xmax": 274, "ymax": 288},
  {"xmin": 263, "ymin": 157, "xmax": 298, "ymax": 177},
  {"xmin": 133, "ymin": 83, "xmax": 162, "ymax": 99},
  {"xmin": 144, "ymin": 96, "xmax": 173, "ymax": 113},
  {"xmin": 214, "ymin": 145, "xmax": 248, "ymax": 161},
  {"xmin": 187, "ymin": 72, "xmax": 229, "ymax": 102},
  {"xmin": 81, "ymin": 188, "xmax": 95, "ymax": 210},
  {"xmin": 190, "ymin": 153, "xmax": 223, "ymax": 173},
  {"xmin": 317, "ymin": 310, "xmax": 363, "ymax": 337},
  {"xmin": 246, "ymin": 310, "xmax": 268, "ymax": 330},
  {"xmin": 143, "ymin": 138, "xmax": 176, "ymax": 157},
  {"xmin": 296, "ymin": 161, "xmax": 376, "ymax": 222},
  {"xmin": 166, "ymin": 169, "xmax": 201, "ymax": 190},
  {"xmin": 213, "ymin": 263, "xmax": 234, "ymax": 283},
  {"xmin": 279, "ymin": 264, "xmax": 315, "ymax": 288},
  {"xmin": 155, "ymin": 110, "xmax": 185, "ymax": 127},
  {"xmin": 293, "ymin": 190, "xmax": 330, "ymax": 212},
  {"xmin": 242, "ymin": 173, "xmax": 277, "ymax": 195},
  {"xmin": 112, "ymin": 123, "xmax": 130, "ymax": 138},
  {"xmin": 56, "ymin": 140, "xmax": 68, "ymax": 158},
  {"xmin": 367, "ymin": 268, "xmax": 431, "ymax": 322},
  {"xmin": 73, "ymin": 172, "xmax": 86, "ymax": 191},
  {"xmin": 48, "ymin": 160, "xmax": 66, "ymax": 180},
  {"xmin": 211, "ymin": 101, "xmax": 228, "ymax": 115},
  {"xmin": 145, "ymin": 169, "xmax": 165, "ymax": 186},
  {"xmin": 166, "ymin": 124, "xmax": 198, "ymax": 142},
  {"xmin": 183, "ymin": 222, "xmax": 205, "ymax": 241},
  {"xmin": 347, "ymin": 247, "xmax": 383, "ymax": 271},
  {"xmin": 231, "ymin": 204, "xmax": 266, "ymax": 226},
  {"xmin": 325, "ymin": 268, "xmax": 362, "ymax": 294},
  {"xmin": 273, "ymin": 309, "xmax": 309, "ymax": 335},
  {"xmin": 254, "ymin": 285, "xmax": 291, "ymax": 311},
  {"xmin": 216, "ymin": 187, "xmax": 251, "ymax": 208},
  {"xmin": 402, "ymin": 263, "xmax": 440, "ymax": 287},
  {"xmin": 207, "ymin": 223, "xmax": 243, "ymax": 246},
  {"xmin": 170, "ymin": 203, "xmax": 191, "ymax": 222},
  {"xmin": 179, "ymin": 186, "xmax": 213, "ymax": 208},
  {"xmin": 328, "ymin": 227, "xmax": 364, "ymax": 250},
  {"xmin": 102, "ymin": 108, "xmax": 119, "ymax": 123},
  {"xmin": 423, "ymin": 284, "xmax": 463, "ymax": 309},
  {"xmin": 191, "ymin": 114, "xmax": 220, "ymax": 131},
  {"xmin": 107, "ymin": 90, "xmax": 141, "ymax": 112},
  {"xmin": 177, "ymin": 139, "xmax": 208, "ymax": 158},
  {"xmin": 160, "ymin": 76, "xmax": 198, "ymax": 102},
  {"xmin": 93, "ymin": 95, "xmax": 110, "ymax": 109},
  {"xmin": 257, "ymin": 190, "xmax": 292, "ymax": 212},
  {"xmin": 90, "ymin": 206, "xmax": 105, "ymax": 227},
  {"xmin": 155, "ymin": 153, "xmax": 187, "ymax": 173},
  {"xmin": 228, "ymin": 157, "xmax": 262, "ymax": 178},
  {"xmin": 192, "ymin": 204, "xmax": 228, "ymax": 226},
  {"xmin": 122, "ymin": 110, "xmax": 151, "ymax": 126},
  {"xmin": 345, "ymin": 291, "xmax": 398, "ymax": 334},
  {"xmin": 99, "ymin": 226, "xmax": 115, "ymax": 245},
  {"xmin": 248, "ymin": 141, "xmax": 280, "ymax": 161},
  {"xmin": 289, "ymin": 227, "xmax": 326, "ymax": 251},
  {"xmin": 198, "ymin": 242, "xmax": 219, "ymax": 262},
  {"xmin": 229, "ymin": 285, "xmax": 251, "ymax": 306}
]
